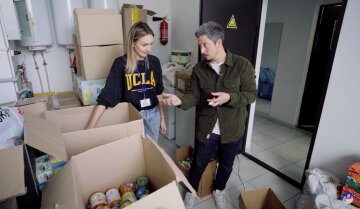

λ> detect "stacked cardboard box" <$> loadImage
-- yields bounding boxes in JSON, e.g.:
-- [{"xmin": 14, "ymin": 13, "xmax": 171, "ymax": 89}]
[
  {"xmin": 121, "ymin": 4, "xmax": 155, "ymax": 43},
  {"xmin": 341, "ymin": 162, "xmax": 360, "ymax": 207},
  {"xmin": 73, "ymin": 9, "xmax": 125, "ymax": 105}
]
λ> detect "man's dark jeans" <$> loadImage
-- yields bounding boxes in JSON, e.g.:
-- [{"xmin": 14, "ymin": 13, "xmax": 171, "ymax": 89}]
[{"xmin": 188, "ymin": 133, "xmax": 242, "ymax": 191}]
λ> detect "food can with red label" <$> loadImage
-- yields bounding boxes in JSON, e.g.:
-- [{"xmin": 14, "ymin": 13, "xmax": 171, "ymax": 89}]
[
  {"xmin": 105, "ymin": 188, "xmax": 121, "ymax": 208},
  {"xmin": 89, "ymin": 192, "xmax": 107, "ymax": 209}
]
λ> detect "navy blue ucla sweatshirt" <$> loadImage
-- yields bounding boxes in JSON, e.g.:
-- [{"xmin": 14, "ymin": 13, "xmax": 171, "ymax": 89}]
[{"xmin": 97, "ymin": 55, "xmax": 164, "ymax": 111}]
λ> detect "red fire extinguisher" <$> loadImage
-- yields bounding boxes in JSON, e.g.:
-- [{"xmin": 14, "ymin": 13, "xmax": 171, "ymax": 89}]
[{"xmin": 160, "ymin": 17, "xmax": 168, "ymax": 45}]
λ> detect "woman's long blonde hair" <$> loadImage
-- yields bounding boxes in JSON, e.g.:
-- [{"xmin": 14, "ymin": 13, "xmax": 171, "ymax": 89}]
[{"xmin": 125, "ymin": 21, "xmax": 154, "ymax": 74}]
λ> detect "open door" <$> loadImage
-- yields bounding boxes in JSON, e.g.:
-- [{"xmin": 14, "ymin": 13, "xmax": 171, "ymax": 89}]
[{"xmin": 298, "ymin": 4, "xmax": 341, "ymax": 132}]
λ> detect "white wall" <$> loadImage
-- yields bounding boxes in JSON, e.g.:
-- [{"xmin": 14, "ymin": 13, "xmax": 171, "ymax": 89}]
[
  {"xmin": 309, "ymin": 0, "xmax": 360, "ymax": 180},
  {"xmin": 6, "ymin": 0, "xmax": 171, "ymax": 97},
  {"xmin": 170, "ymin": 0, "xmax": 200, "ymax": 63}
]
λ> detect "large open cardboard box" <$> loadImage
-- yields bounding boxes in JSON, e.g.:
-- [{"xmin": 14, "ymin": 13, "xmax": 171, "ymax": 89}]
[
  {"xmin": 41, "ymin": 134, "xmax": 196, "ymax": 209},
  {"xmin": 0, "ymin": 102, "xmax": 143, "ymax": 201},
  {"xmin": 0, "ymin": 102, "xmax": 47, "ymax": 201},
  {"xmin": 239, "ymin": 188, "xmax": 286, "ymax": 209},
  {"xmin": 25, "ymin": 102, "xmax": 143, "ymax": 161},
  {"xmin": 176, "ymin": 146, "xmax": 217, "ymax": 198}
]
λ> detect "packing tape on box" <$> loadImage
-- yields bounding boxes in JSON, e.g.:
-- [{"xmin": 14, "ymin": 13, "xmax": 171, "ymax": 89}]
[{"xmin": 131, "ymin": 8, "xmax": 139, "ymax": 24}]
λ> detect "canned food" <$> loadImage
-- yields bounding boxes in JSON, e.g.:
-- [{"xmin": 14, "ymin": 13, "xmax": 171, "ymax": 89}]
[
  {"xmin": 89, "ymin": 192, "xmax": 107, "ymax": 209},
  {"xmin": 105, "ymin": 188, "xmax": 121, "ymax": 208},
  {"xmin": 136, "ymin": 177, "xmax": 148, "ymax": 188},
  {"xmin": 135, "ymin": 187, "xmax": 150, "ymax": 199},
  {"xmin": 121, "ymin": 191, "xmax": 137, "ymax": 203},
  {"xmin": 94, "ymin": 206, "xmax": 110, "ymax": 209},
  {"xmin": 119, "ymin": 183, "xmax": 135, "ymax": 195},
  {"xmin": 119, "ymin": 200, "xmax": 132, "ymax": 208}
]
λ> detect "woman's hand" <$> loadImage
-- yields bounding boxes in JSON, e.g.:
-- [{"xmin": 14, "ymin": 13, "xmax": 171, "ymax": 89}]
[{"xmin": 160, "ymin": 118, "xmax": 167, "ymax": 134}]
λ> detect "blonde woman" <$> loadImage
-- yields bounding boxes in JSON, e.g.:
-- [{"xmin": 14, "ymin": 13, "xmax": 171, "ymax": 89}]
[{"xmin": 86, "ymin": 22, "xmax": 166, "ymax": 142}]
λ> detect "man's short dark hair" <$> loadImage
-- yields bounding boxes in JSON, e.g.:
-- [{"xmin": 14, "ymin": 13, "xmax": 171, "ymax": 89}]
[{"xmin": 195, "ymin": 21, "xmax": 225, "ymax": 43}]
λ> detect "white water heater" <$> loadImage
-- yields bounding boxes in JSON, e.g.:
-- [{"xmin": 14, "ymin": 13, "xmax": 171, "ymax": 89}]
[
  {"xmin": 14, "ymin": 0, "xmax": 53, "ymax": 50},
  {"xmin": 50, "ymin": 0, "xmax": 87, "ymax": 46}
]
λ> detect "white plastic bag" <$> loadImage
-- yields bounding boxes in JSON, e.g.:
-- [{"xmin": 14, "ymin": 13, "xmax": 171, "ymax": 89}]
[
  {"xmin": 304, "ymin": 168, "xmax": 340, "ymax": 200},
  {"xmin": 161, "ymin": 62, "xmax": 185, "ymax": 86},
  {"xmin": 0, "ymin": 106, "xmax": 24, "ymax": 150},
  {"xmin": 296, "ymin": 193, "xmax": 315, "ymax": 209}
]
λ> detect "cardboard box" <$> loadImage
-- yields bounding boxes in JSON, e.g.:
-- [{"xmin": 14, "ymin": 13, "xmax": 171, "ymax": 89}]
[
  {"xmin": 25, "ymin": 102, "xmax": 144, "ymax": 161},
  {"xmin": 121, "ymin": 4, "xmax": 155, "ymax": 43},
  {"xmin": 176, "ymin": 146, "xmax": 217, "ymax": 198},
  {"xmin": 73, "ymin": 75, "xmax": 106, "ymax": 106},
  {"xmin": 348, "ymin": 162, "xmax": 360, "ymax": 185},
  {"xmin": 47, "ymin": 92, "xmax": 81, "ymax": 111},
  {"xmin": 175, "ymin": 70, "xmax": 193, "ymax": 93},
  {"xmin": 41, "ymin": 134, "xmax": 196, "ymax": 209},
  {"xmin": 0, "ymin": 197, "xmax": 18, "ymax": 209},
  {"xmin": 239, "ymin": 188, "xmax": 286, "ymax": 209},
  {"xmin": 80, "ymin": 44, "xmax": 124, "ymax": 80},
  {"xmin": 74, "ymin": 9, "xmax": 123, "ymax": 47},
  {"xmin": 0, "ymin": 102, "xmax": 144, "ymax": 201},
  {"xmin": 0, "ymin": 102, "xmax": 48, "ymax": 201},
  {"xmin": 341, "ymin": 185, "xmax": 360, "ymax": 207}
]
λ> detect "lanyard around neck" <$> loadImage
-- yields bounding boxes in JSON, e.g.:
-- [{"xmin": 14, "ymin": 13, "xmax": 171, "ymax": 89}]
[{"xmin": 135, "ymin": 58, "xmax": 148, "ymax": 99}]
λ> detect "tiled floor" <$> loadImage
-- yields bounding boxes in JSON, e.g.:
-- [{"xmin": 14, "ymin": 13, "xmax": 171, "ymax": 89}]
[
  {"xmin": 158, "ymin": 134, "xmax": 301, "ymax": 209},
  {"xmin": 249, "ymin": 97, "xmax": 312, "ymax": 182}
]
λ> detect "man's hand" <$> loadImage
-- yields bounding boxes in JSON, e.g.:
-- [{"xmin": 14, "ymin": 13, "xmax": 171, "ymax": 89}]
[
  {"xmin": 207, "ymin": 92, "xmax": 230, "ymax": 107},
  {"xmin": 161, "ymin": 93, "xmax": 182, "ymax": 106}
]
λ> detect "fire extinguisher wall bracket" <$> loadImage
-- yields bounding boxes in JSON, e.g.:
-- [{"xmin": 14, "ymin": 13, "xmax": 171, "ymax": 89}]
[
  {"xmin": 160, "ymin": 18, "xmax": 168, "ymax": 45},
  {"xmin": 152, "ymin": 16, "xmax": 163, "ymax": 21}
]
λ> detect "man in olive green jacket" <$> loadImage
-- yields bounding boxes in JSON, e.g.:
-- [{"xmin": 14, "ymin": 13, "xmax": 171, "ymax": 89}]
[{"xmin": 162, "ymin": 21, "xmax": 256, "ymax": 209}]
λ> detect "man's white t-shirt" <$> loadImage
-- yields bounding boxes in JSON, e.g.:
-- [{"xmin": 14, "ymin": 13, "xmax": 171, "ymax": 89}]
[{"xmin": 209, "ymin": 62, "xmax": 223, "ymax": 135}]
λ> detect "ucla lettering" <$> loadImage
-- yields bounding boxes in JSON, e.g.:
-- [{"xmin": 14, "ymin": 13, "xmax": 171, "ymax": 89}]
[{"xmin": 125, "ymin": 71, "xmax": 156, "ymax": 90}]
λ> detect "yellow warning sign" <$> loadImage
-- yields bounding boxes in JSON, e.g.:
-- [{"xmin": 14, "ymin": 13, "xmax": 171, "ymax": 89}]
[{"xmin": 227, "ymin": 15, "xmax": 237, "ymax": 29}]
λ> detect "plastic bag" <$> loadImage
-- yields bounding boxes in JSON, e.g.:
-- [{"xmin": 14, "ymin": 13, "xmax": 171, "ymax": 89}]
[
  {"xmin": 296, "ymin": 193, "xmax": 315, "ymax": 209},
  {"xmin": 0, "ymin": 106, "xmax": 24, "ymax": 150},
  {"xmin": 161, "ymin": 62, "xmax": 185, "ymax": 86},
  {"xmin": 304, "ymin": 168, "xmax": 340, "ymax": 200}
]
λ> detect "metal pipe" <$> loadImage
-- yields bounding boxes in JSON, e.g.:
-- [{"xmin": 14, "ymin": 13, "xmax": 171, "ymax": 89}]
[
  {"xmin": 32, "ymin": 52, "xmax": 45, "ymax": 96},
  {"xmin": 41, "ymin": 51, "xmax": 51, "ymax": 92},
  {"xmin": 0, "ymin": 71, "xmax": 21, "ymax": 83}
]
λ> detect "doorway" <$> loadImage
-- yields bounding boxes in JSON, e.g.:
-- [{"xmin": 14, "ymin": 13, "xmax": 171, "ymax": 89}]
[{"xmin": 298, "ymin": 4, "xmax": 342, "ymax": 132}]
